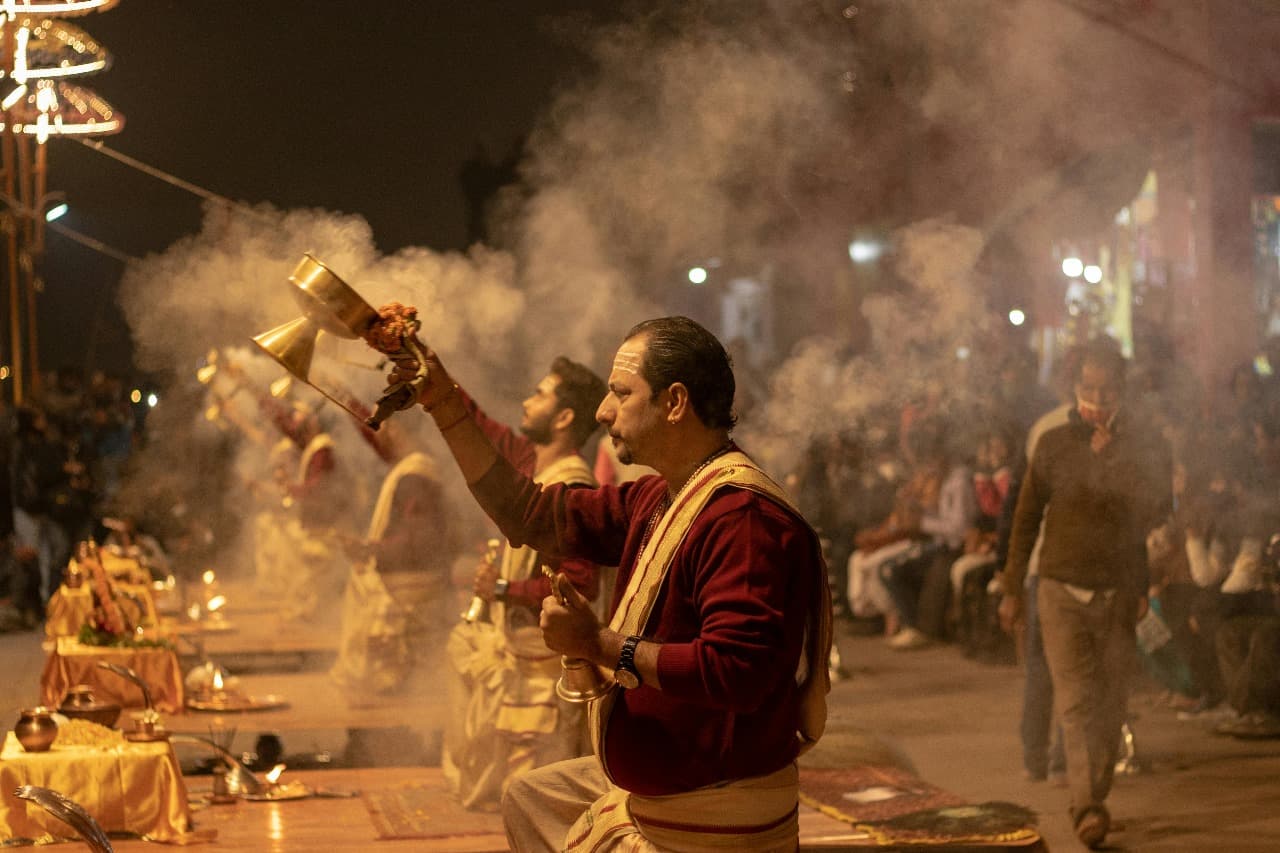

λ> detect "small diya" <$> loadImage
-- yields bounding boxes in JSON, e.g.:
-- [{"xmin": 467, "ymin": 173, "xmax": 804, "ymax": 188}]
[{"xmin": 185, "ymin": 668, "xmax": 286, "ymax": 712}]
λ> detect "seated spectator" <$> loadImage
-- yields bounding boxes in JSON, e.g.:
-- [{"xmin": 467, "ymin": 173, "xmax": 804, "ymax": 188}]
[
  {"xmin": 846, "ymin": 444, "xmax": 935, "ymax": 635},
  {"xmin": 1144, "ymin": 455, "xmax": 1219, "ymax": 711},
  {"xmin": 879, "ymin": 421, "xmax": 977, "ymax": 649},
  {"xmin": 1174, "ymin": 445, "xmax": 1277, "ymax": 726},
  {"xmin": 1212, "ymin": 534, "xmax": 1280, "ymax": 737},
  {"xmin": 950, "ymin": 424, "xmax": 1016, "ymax": 644}
]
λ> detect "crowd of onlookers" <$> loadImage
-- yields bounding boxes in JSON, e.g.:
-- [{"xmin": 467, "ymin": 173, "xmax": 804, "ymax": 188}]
[
  {"xmin": 793, "ymin": 338, "xmax": 1280, "ymax": 744},
  {"xmin": 0, "ymin": 367, "xmax": 139, "ymax": 628}
]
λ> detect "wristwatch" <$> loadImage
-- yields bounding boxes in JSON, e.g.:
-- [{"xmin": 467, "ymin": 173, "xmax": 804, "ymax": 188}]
[
  {"xmin": 615, "ymin": 635, "xmax": 642, "ymax": 689},
  {"xmin": 492, "ymin": 578, "xmax": 509, "ymax": 602}
]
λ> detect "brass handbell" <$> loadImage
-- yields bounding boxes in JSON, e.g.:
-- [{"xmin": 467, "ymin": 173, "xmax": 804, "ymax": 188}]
[
  {"xmin": 460, "ymin": 539, "xmax": 503, "ymax": 624},
  {"xmin": 556, "ymin": 656, "xmax": 610, "ymax": 704},
  {"xmin": 251, "ymin": 253, "xmax": 429, "ymax": 431},
  {"xmin": 542, "ymin": 567, "xmax": 611, "ymax": 703}
]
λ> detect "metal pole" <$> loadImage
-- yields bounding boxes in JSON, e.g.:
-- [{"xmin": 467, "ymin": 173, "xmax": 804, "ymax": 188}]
[
  {"xmin": 25, "ymin": 136, "xmax": 44, "ymax": 395},
  {"xmin": 15, "ymin": 132, "xmax": 35, "ymax": 398},
  {"xmin": 0, "ymin": 16, "xmax": 21, "ymax": 404},
  {"xmin": 3, "ymin": 132, "xmax": 21, "ymax": 405}
]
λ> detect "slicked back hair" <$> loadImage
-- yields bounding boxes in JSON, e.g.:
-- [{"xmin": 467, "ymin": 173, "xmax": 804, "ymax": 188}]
[
  {"xmin": 625, "ymin": 316, "xmax": 736, "ymax": 430},
  {"xmin": 549, "ymin": 356, "xmax": 608, "ymax": 448},
  {"xmin": 1074, "ymin": 338, "xmax": 1127, "ymax": 386}
]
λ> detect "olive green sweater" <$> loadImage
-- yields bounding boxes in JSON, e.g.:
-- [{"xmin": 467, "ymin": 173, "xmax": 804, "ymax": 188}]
[{"xmin": 1002, "ymin": 410, "xmax": 1171, "ymax": 598}]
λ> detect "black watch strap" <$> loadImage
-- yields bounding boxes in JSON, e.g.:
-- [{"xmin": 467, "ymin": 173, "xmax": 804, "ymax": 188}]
[{"xmin": 615, "ymin": 634, "xmax": 642, "ymax": 689}]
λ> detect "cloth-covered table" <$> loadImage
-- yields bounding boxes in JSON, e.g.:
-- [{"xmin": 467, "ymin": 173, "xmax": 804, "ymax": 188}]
[
  {"xmin": 41, "ymin": 637, "xmax": 185, "ymax": 714},
  {"xmin": 0, "ymin": 732, "xmax": 194, "ymax": 844}
]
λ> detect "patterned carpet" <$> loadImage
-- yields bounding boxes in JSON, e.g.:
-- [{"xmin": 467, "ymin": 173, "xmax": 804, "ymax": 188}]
[
  {"xmin": 799, "ymin": 765, "xmax": 1042, "ymax": 847},
  {"xmin": 362, "ymin": 778, "xmax": 504, "ymax": 841}
]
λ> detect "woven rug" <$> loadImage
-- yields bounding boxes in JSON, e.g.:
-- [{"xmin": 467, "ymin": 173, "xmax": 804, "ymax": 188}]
[
  {"xmin": 362, "ymin": 780, "xmax": 504, "ymax": 841},
  {"xmin": 799, "ymin": 765, "xmax": 1041, "ymax": 846}
]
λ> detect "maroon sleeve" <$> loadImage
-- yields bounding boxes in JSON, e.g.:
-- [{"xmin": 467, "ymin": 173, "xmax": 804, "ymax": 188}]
[
  {"xmin": 505, "ymin": 553, "xmax": 599, "ymax": 606},
  {"xmin": 469, "ymin": 453, "xmax": 648, "ymax": 571},
  {"xmin": 653, "ymin": 492, "xmax": 818, "ymax": 713},
  {"xmin": 458, "ymin": 388, "xmax": 537, "ymax": 476},
  {"xmin": 288, "ymin": 445, "xmax": 334, "ymax": 498}
]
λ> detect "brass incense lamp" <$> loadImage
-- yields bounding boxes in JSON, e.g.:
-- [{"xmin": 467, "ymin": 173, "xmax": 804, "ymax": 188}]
[{"xmin": 252, "ymin": 254, "xmax": 429, "ymax": 431}]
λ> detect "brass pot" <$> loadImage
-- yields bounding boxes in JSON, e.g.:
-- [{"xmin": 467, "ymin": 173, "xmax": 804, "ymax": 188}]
[
  {"xmin": 14, "ymin": 707, "xmax": 58, "ymax": 752},
  {"xmin": 59, "ymin": 684, "xmax": 122, "ymax": 728}
]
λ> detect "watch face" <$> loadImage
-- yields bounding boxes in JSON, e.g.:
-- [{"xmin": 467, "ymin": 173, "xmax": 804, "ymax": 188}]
[{"xmin": 614, "ymin": 669, "xmax": 640, "ymax": 690}]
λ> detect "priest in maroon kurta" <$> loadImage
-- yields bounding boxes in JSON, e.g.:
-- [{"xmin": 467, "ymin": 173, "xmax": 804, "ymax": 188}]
[{"xmin": 365, "ymin": 312, "xmax": 830, "ymax": 852}]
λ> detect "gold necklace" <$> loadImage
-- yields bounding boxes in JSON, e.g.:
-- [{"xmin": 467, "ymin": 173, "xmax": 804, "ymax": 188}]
[
  {"xmin": 670, "ymin": 442, "xmax": 735, "ymax": 499},
  {"xmin": 639, "ymin": 443, "xmax": 735, "ymax": 552}
]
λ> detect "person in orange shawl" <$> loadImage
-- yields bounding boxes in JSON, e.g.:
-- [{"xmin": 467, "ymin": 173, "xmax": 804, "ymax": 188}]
[{"xmin": 365, "ymin": 314, "xmax": 831, "ymax": 852}]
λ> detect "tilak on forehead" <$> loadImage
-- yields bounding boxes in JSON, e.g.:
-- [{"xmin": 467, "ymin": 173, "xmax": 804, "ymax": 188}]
[{"xmin": 612, "ymin": 347, "xmax": 644, "ymax": 375}]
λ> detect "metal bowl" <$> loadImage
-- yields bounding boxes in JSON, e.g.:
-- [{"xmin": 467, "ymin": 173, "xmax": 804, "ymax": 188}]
[{"xmin": 59, "ymin": 685, "xmax": 122, "ymax": 728}]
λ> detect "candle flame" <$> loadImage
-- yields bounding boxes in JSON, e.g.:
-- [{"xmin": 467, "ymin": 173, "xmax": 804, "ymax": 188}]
[
  {"xmin": 206, "ymin": 594, "xmax": 227, "ymax": 612},
  {"xmin": 266, "ymin": 764, "xmax": 286, "ymax": 784},
  {"xmin": 202, "ymin": 569, "xmax": 217, "ymax": 585},
  {"xmin": 212, "ymin": 669, "xmax": 224, "ymax": 690}
]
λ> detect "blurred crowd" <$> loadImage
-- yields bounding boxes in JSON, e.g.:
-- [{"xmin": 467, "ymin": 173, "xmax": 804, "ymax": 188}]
[
  {"xmin": 792, "ymin": 337, "xmax": 1280, "ymax": 742},
  {"xmin": 0, "ymin": 367, "xmax": 140, "ymax": 628}
]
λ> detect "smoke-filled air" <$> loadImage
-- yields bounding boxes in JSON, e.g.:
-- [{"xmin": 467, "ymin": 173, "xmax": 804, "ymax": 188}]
[{"xmin": 111, "ymin": 0, "xmax": 1218, "ymax": 584}]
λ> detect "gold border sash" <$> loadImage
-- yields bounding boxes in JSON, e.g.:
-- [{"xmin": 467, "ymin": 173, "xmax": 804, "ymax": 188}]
[{"xmin": 590, "ymin": 451, "xmax": 832, "ymax": 775}]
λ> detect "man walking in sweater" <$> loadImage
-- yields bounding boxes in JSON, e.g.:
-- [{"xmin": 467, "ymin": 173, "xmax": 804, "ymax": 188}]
[{"xmin": 999, "ymin": 342, "xmax": 1170, "ymax": 849}]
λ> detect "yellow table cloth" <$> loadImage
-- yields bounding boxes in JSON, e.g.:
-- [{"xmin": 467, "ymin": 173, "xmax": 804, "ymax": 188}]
[
  {"xmin": 0, "ymin": 731, "xmax": 193, "ymax": 844},
  {"xmin": 41, "ymin": 638, "xmax": 185, "ymax": 714}
]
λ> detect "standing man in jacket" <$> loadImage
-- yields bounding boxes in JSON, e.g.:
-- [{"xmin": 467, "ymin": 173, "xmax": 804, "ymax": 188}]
[{"xmin": 1000, "ymin": 342, "xmax": 1171, "ymax": 849}]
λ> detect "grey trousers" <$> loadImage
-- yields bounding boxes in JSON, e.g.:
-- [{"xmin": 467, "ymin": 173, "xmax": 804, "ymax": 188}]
[{"xmin": 1036, "ymin": 577, "xmax": 1137, "ymax": 817}]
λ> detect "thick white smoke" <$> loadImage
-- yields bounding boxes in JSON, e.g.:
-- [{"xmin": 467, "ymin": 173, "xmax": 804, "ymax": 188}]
[{"xmin": 113, "ymin": 0, "xmax": 1241, "ymax": 550}]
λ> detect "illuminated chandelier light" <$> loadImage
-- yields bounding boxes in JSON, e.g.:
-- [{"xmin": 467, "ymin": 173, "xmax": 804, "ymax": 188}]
[
  {"xmin": 1, "ymin": 0, "xmax": 119, "ymax": 19},
  {"xmin": 2, "ymin": 17, "xmax": 109, "ymax": 83},
  {"xmin": 1, "ymin": 78, "xmax": 123, "ymax": 142}
]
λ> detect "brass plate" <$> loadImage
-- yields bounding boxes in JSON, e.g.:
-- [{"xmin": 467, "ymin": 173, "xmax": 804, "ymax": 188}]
[
  {"xmin": 241, "ymin": 781, "xmax": 312, "ymax": 801},
  {"xmin": 124, "ymin": 729, "xmax": 171, "ymax": 743},
  {"xmin": 185, "ymin": 694, "xmax": 288, "ymax": 713}
]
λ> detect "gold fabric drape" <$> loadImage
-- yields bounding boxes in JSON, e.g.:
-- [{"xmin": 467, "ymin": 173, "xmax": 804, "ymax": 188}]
[
  {"xmin": 0, "ymin": 732, "xmax": 194, "ymax": 844},
  {"xmin": 40, "ymin": 637, "xmax": 185, "ymax": 713}
]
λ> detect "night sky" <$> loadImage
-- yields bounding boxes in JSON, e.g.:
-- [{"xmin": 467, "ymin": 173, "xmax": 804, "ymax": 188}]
[{"xmin": 36, "ymin": 0, "xmax": 614, "ymax": 378}]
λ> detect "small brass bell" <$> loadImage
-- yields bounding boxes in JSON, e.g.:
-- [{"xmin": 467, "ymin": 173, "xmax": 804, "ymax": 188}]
[{"xmin": 556, "ymin": 657, "xmax": 611, "ymax": 703}]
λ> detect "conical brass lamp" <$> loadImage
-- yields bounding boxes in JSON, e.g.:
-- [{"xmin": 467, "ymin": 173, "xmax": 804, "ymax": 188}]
[
  {"xmin": 251, "ymin": 316, "xmax": 319, "ymax": 387},
  {"xmin": 250, "ymin": 254, "xmax": 431, "ymax": 430}
]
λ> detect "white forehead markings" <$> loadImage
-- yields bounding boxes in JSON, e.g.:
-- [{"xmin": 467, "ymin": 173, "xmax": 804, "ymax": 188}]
[{"xmin": 612, "ymin": 350, "xmax": 643, "ymax": 375}]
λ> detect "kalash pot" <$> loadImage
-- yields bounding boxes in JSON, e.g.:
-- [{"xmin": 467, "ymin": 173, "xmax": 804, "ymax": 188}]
[
  {"xmin": 59, "ymin": 684, "xmax": 122, "ymax": 728},
  {"xmin": 14, "ymin": 707, "xmax": 58, "ymax": 752}
]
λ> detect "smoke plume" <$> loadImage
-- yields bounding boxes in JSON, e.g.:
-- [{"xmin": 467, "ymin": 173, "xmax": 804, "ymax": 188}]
[{"xmin": 115, "ymin": 0, "xmax": 1233, "ymax": 549}]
